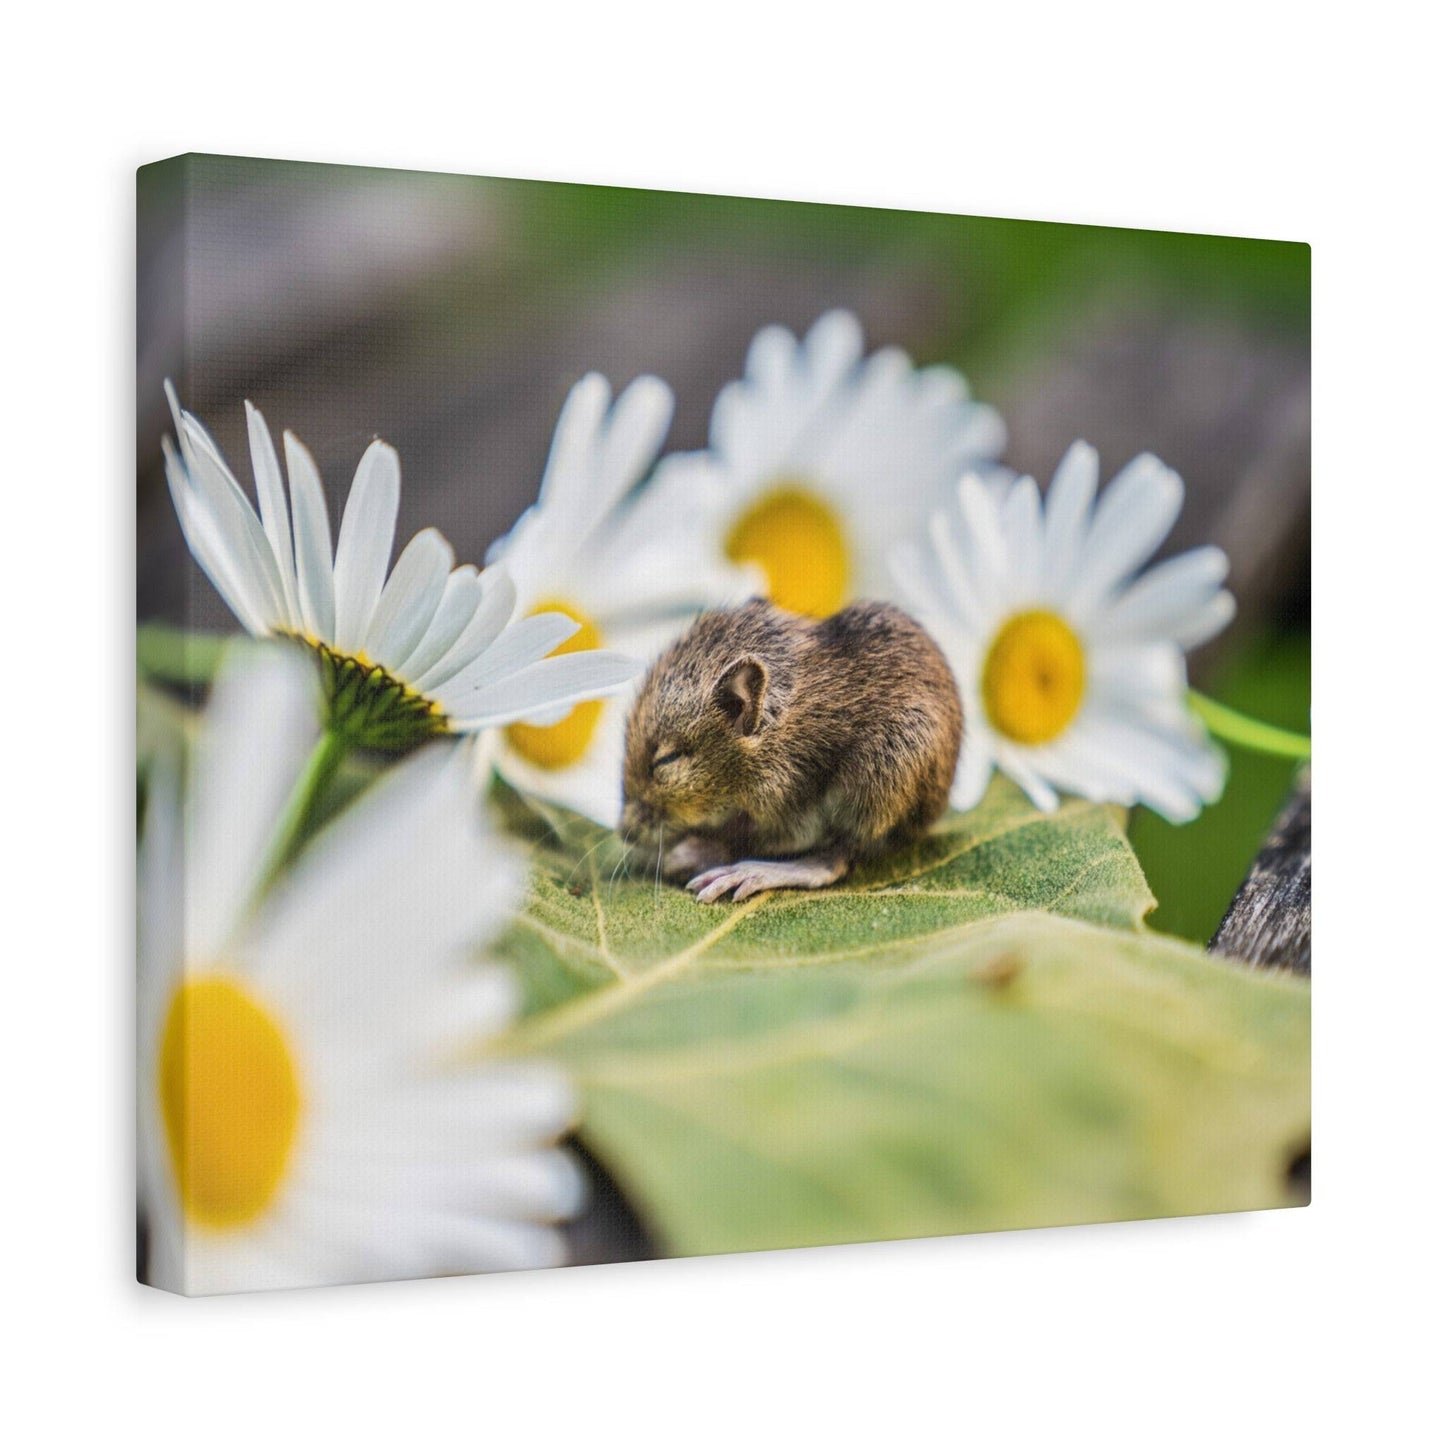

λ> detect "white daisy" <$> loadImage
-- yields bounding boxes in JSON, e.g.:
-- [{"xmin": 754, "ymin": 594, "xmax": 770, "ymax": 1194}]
[
  {"xmin": 162, "ymin": 385, "xmax": 641, "ymax": 751},
  {"xmin": 486, "ymin": 373, "xmax": 746, "ymax": 825},
  {"xmin": 138, "ymin": 647, "xmax": 584, "ymax": 1295},
  {"xmin": 894, "ymin": 443, "xmax": 1236, "ymax": 823},
  {"xmin": 651, "ymin": 309, "xmax": 1006, "ymax": 619}
]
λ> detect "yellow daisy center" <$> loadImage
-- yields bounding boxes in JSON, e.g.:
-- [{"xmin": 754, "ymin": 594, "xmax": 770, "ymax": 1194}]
[
  {"xmin": 981, "ymin": 610, "xmax": 1087, "ymax": 745},
  {"xmin": 158, "ymin": 977, "xmax": 302, "ymax": 1229},
  {"xmin": 725, "ymin": 483, "xmax": 851, "ymax": 618},
  {"xmin": 506, "ymin": 600, "xmax": 605, "ymax": 769}
]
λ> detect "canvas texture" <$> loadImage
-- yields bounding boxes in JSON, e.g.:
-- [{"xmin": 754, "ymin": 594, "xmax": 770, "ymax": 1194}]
[{"xmin": 136, "ymin": 154, "xmax": 1310, "ymax": 1296}]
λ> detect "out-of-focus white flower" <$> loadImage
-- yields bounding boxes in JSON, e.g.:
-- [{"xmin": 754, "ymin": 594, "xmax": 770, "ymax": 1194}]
[
  {"xmin": 652, "ymin": 310, "xmax": 1005, "ymax": 619},
  {"xmin": 162, "ymin": 386, "xmax": 639, "ymax": 750},
  {"xmin": 487, "ymin": 374, "xmax": 744, "ymax": 825},
  {"xmin": 894, "ymin": 443, "xmax": 1235, "ymax": 823},
  {"xmin": 138, "ymin": 648, "xmax": 584, "ymax": 1295}
]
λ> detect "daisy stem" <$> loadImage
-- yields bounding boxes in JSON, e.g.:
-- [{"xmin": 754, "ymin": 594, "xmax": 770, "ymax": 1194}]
[
  {"xmin": 266, "ymin": 726, "xmax": 351, "ymax": 877},
  {"xmin": 1188, "ymin": 690, "xmax": 1311, "ymax": 759}
]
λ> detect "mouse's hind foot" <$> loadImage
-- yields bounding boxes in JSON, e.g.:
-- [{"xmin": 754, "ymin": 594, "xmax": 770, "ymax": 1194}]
[{"xmin": 686, "ymin": 850, "xmax": 849, "ymax": 904}]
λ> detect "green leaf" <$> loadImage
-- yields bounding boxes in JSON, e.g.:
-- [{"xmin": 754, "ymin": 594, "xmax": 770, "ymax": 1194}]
[
  {"xmin": 494, "ymin": 777, "xmax": 1157, "ymax": 1017},
  {"xmin": 494, "ymin": 781, "xmax": 1309, "ymax": 1255},
  {"xmin": 137, "ymin": 622, "xmax": 229, "ymax": 688}
]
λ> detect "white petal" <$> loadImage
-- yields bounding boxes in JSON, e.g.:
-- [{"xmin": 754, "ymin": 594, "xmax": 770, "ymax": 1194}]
[
  {"xmin": 175, "ymin": 416, "xmax": 289, "ymax": 625},
  {"xmin": 331, "ymin": 440, "xmax": 401, "ymax": 655},
  {"xmin": 889, "ymin": 538, "xmax": 945, "ymax": 620},
  {"xmin": 250, "ymin": 743, "xmax": 522, "ymax": 1003},
  {"xmin": 467, "ymin": 1150, "xmax": 588, "ymax": 1223},
  {"xmin": 802, "ymin": 309, "xmax": 865, "ymax": 391},
  {"xmin": 282, "ymin": 431, "xmax": 336, "ymax": 642},
  {"xmin": 999, "ymin": 475, "xmax": 1044, "ymax": 604},
  {"xmin": 478, "ymin": 611, "xmax": 583, "ymax": 676},
  {"xmin": 1066, "ymin": 711, "xmax": 1225, "ymax": 821},
  {"xmin": 744, "ymin": 322, "xmax": 805, "ymax": 391},
  {"xmin": 1039, "ymin": 441, "xmax": 1098, "ymax": 588},
  {"xmin": 955, "ymin": 472, "xmax": 1012, "ymax": 600},
  {"xmin": 1171, "ymin": 590, "xmax": 1237, "ymax": 650},
  {"xmin": 537, "ymin": 373, "xmax": 610, "ymax": 513},
  {"xmin": 1069, "ymin": 453, "xmax": 1184, "ymax": 610},
  {"xmin": 604, "ymin": 375, "xmax": 673, "ymax": 479},
  {"xmin": 432, "ymin": 1216, "xmax": 570, "ymax": 1273},
  {"xmin": 449, "ymin": 650, "xmax": 642, "ymax": 728},
  {"xmin": 415, "ymin": 565, "xmax": 518, "ymax": 691},
  {"xmin": 1095, "ymin": 545, "xmax": 1231, "ymax": 644},
  {"xmin": 993, "ymin": 744, "xmax": 1061, "ymax": 813},
  {"xmin": 364, "ymin": 528, "xmax": 453, "ymax": 671},
  {"xmin": 926, "ymin": 506, "xmax": 990, "ymax": 632},
  {"xmin": 417, "ymin": 967, "xmax": 526, "ymax": 1053},
  {"xmin": 396, "ymin": 565, "xmax": 481, "ymax": 681},
  {"xmin": 164, "ymin": 439, "xmax": 273, "ymax": 636},
  {"xmin": 185, "ymin": 648, "xmax": 321, "ymax": 960},
  {"xmin": 493, "ymin": 692, "xmax": 631, "ymax": 826},
  {"xmin": 585, "ymin": 373, "xmax": 672, "ymax": 528},
  {"xmin": 168, "ymin": 391, "xmax": 289, "ymax": 630},
  {"xmin": 430, "ymin": 611, "xmax": 581, "ymax": 708},
  {"xmin": 353, "ymin": 1065, "xmax": 577, "ymax": 1151},
  {"xmin": 1091, "ymin": 640, "xmax": 1186, "ymax": 694},
  {"xmin": 949, "ymin": 731, "xmax": 996, "ymax": 811},
  {"xmin": 138, "ymin": 746, "xmax": 184, "ymax": 999},
  {"xmin": 245, "ymin": 401, "xmax": 301, "ymax": 629},
  {"xmin": 1031, "ymin": 730, "xmax": 1140, "ymax": 806},
  {"xmin": 498, "ymin": 373, "xmax": 675, "ymax": 610}
]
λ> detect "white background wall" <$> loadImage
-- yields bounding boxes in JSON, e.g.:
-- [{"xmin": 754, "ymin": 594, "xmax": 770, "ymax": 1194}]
[{"xmin": 4, "ymin": 4, "xmax": 1435, "ymax": 1438}]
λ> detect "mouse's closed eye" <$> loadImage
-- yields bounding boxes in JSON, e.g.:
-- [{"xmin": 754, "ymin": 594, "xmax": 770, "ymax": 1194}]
[{"xmin": 652, "ymin": 746, "xmax": 687, "ymax": 771}]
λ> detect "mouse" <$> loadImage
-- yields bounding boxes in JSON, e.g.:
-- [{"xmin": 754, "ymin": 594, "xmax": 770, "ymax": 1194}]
[{"xmin": 620, "ymin": 598, "xmax": 963, "ymax": 902}]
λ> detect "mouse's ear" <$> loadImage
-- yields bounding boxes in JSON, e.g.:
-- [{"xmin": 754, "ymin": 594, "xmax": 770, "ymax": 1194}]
[{"xmin": 714, "ymin": 657, "xmax": 767, "ymax": 736}]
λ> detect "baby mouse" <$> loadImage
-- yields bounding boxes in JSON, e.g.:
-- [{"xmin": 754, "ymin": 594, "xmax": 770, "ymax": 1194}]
[{"xmin": 621, "ymin": 598, "xmax": 963, "ymax": 902}]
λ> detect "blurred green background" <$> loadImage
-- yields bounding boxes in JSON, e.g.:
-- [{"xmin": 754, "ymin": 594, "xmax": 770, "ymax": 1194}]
[{"xmin": 139, "ymin": 156, "xmax": 1309, "ymax": 943}]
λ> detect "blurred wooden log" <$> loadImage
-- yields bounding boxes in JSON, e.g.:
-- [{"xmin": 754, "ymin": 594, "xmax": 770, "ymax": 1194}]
[
  {"xmin": 138, "ymin": 156, "xmax": 507, "ymax": 625},
  {"xmin": 138, "ymin": 161, "xmax": 1310, "ymax": 676},
  {"xmin": 137, "ymin": 156, "xmax": 502, "ymax": 469},
  {"xmin": 138, "ymin": 224, "xmax": 947, "ymax": 628},
  {"xmin": 562, "ymin": 1140, "xmax": 658, "ymax": 1268},
  {"xmin": 1210, "ymin": 767, "xmax": 1312, "ymax": 974}
]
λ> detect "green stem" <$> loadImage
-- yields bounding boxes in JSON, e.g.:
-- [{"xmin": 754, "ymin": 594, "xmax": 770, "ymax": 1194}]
[
  {"xmin": 1188, "ymin": 690, "xmax": 1311, "ymax": 760},
  {"xmin": 265, "ymin": 727, "xmax": 350, "ymax": 878}
]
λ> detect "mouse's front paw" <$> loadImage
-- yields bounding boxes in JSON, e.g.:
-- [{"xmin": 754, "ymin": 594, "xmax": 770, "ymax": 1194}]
[
  {"xmin": 663, "ymin": 834, "xmax": 732, "ymax": 883},
  {"xmin": 687, "ymin": 854, "xmax": 848, "ymax": 903}
]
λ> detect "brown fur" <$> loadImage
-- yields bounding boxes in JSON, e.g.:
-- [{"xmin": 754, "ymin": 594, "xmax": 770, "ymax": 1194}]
[{"xmin": 621, "ymin": 599, "xmax": 963, "ymax": 879}]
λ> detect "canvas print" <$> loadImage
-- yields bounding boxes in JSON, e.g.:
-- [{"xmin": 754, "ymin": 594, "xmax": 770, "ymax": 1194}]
[{"xmin": 136, "ymin": 154, "xmax": 1311, "ymax": 1295}]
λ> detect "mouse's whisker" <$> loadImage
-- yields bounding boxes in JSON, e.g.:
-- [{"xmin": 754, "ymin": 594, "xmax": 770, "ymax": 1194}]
[
  {"xmin": 608, "ymin": 842, "xmax": 632, "ymax": 892},
  {"xmin": 563, "ymin": 832, "xmax": 612, "ymax": 889}
]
